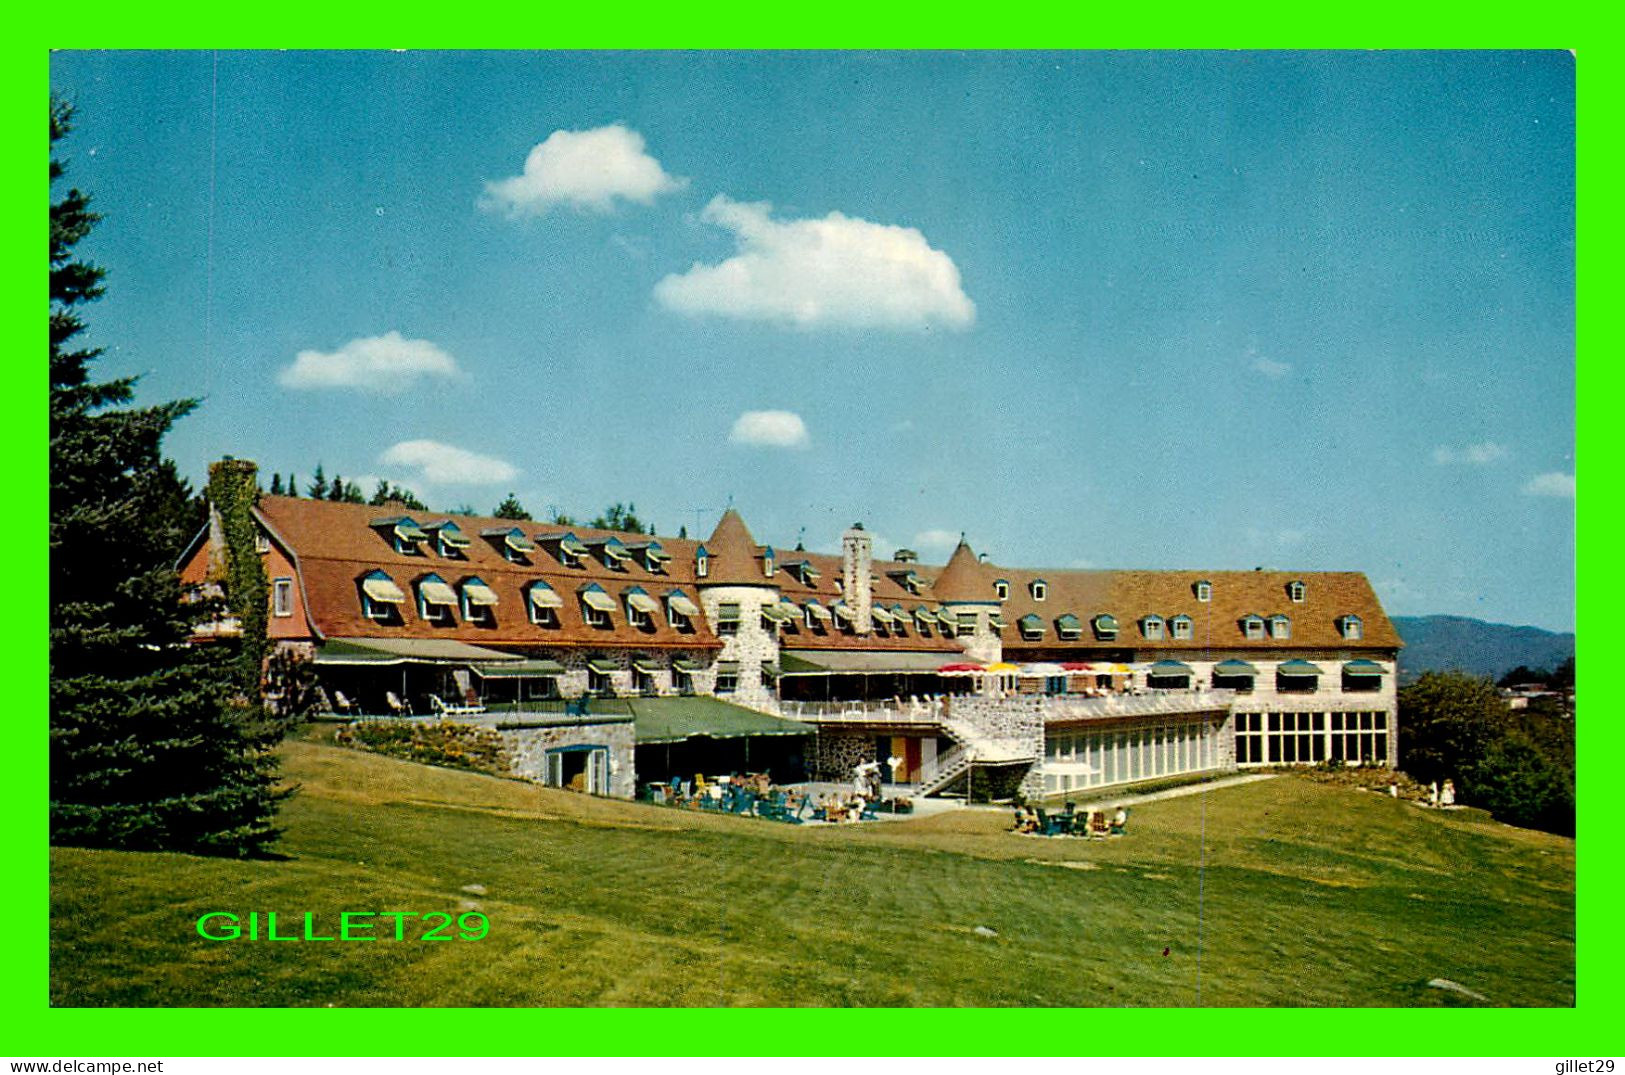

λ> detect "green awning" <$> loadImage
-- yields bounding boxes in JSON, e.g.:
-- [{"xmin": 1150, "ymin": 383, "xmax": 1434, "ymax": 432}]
[
  {"xmin": 1278, "ymin": 659, "xmax": 1324, "ymax": 676},
  {"xmin": 1213, "ymin": 659, "xmax": 1259, "ymax": 676},
  {"xmin": 484, "ymin": 527, "xmax": 535, "ymax": 553},
  {"xmin": 870, "ymin": 606, "xmax": 895, "ymax": 624},
  {"xmin": 315, "ymin": 637, "xmax": 522, "ymax": 665},
  {"xmin": 913, "ymin": 606, "xmax": 937, "ymax": 624},
  {"xmin": 587, "ymin": 659, "xmax": 618, "ymax": 674},
  {"xmin": 1018, "ymin": 613, "xmax": 1046, "ymax": 635},
  {"xmin": 1093, "ymin": 614, "xmax": 1119, "ymax": 633},
  {"xmin": 988, "ymin": 613, "xmax": 1006, "ymax": 629},
  {"xmin": 629, "ymin": 696, "xmax": 814, "ymax": 745},
  {"xmin": 431, "ymin": 523, "xmax": 471, "ymax": 548},
  {"xmin": 632, "ymin": 659, "xmax": 661, "ymax": 674},
  {"xmin": 761, "ymin": 661, "xmax": 780, "ymax": 677},
  {"xmin": 625, "ymin": 588, "xmax": 661, "ymax": 615},
  {"xmin": 667, "ymin": 592, "xmax": 701, "ymax": 618},
  {"xmin": 528, "ymin": 584, "xmax": 564, "ymax": 609},
  {"xmin": 579, "ymin": 586, "xmax": 617, "ymax": 613},
  {"xmin": 1149, "ymin": 659, "xmax": 1194, "ymax": 675},
  {"xmin": 360, "ymin": 573, "xmax": 407, "ymax": 604},
  {"xmin": 642, "ymin": 543, "xmax": 671, "ymax": 563},
  {"xmin": 805, "ymin": 600, "xmax": 833, "ymax": 621},
  {"xmin": 760, "ymin": 603, "xmax": 796, "ymax": 622},
  {"xmin": 780, "ymin": 649, "xmax": 957, "ymax": 674},
  {"xmin": 417, "ymin": 576, "xmax": 457, "ymax": 606},
  {"xmin": 831, "ymin": 602, "xmax": 854, "ymax": 622},
  {"xmin": 372, "ymin": 517, "xmax": 427, "ymax": 542},
  {"xmin": 557, "ymin": 533, "xmax": 588, "ymax": 555},
  {"xmin": 672, "ymin": 659, "xmax": 702, "ymax": 673},
  {"xmin": 600, "ymin": 539, "xmax": 631, "ymax": 561},
  {"xmin": 715, "ymin": 661, "xmax": 739, "ymax": 673},
  {"xmin": 779, "ymin": 652, "xmax": 830, "ymax": 674},
  {"xmin": 471, "ymin": 660, "xmax": 566, "ymax": 678},
  {"xmin": 461, "ymin": 578, "xmax": 499, "ymax": 606},
  {"xmin": 1343, "ymin": 659, "xmax": 1387, "ymax": 675}
]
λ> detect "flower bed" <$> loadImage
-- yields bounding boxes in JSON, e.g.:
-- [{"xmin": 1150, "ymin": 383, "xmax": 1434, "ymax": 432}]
[{"xmin": 334, "ymin": 720, "xmax": 511, "ymax": 777}]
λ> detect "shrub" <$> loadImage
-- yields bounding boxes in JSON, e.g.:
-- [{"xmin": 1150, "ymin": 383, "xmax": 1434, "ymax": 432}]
[{"xmin": 335, "ymin": 720, "xmax": 510, "ymax": 777}]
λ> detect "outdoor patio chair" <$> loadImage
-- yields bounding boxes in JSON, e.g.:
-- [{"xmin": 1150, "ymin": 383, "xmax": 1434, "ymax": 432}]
[
  {"xmin": 1110, "ymin": 808, "xmax": 1130, "ymax": 837},
  {"xmin": 859, "ymin": 800, "xmax": 878, "ymax": 822},
  {"xmin": 385, "ymin": 691, "xmax": 410, "ymax": 716},
  {"xmin": 332, "ymin": 689, "xmax": 357, "ymax": 715},
  {"xmin": 312, "ymin": 686, "xmax": 336, "ymax": 716},
  {"xmin": 429, "ymin": 693, "xmax": 486, "ymax": 717}
]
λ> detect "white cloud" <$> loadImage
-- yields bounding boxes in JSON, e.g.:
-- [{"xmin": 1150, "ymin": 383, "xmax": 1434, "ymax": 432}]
[
  {"xmin": 480, "ymin": 124, "xmax": 684, "ymax": 216},
  {"xmin": 378, "ymin": 440, "xmax": 519, "ymax": 486},
  {"xmin": 1251, "ymin": 356, "xmax": 1292, "ymax": 378},
  {"xmin": 913, "ymin": 529, "xmax": 961, "ymax": 552},
  {"xmin": 728, "ymin": 410, "xmax": 810, "ymax": 449},
  {"xmin": 1522, "ymin": 472, "xmax": 1576, "ymax": 498},
  {"xmin": 278, "ymin": 332, "xmax": 460, "ymax": 394},
  {"xmin": 1432, "ymin": 442, "xmax": 1509, "ymax": 466},
  {"xmin": 655, "ymin": 195, "xmax": 975, "ymax": 331}
]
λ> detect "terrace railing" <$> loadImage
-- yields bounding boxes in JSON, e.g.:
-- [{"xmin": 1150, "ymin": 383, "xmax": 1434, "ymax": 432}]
[
  {"xmin": 781, "ymin": 697, "xmax": 949, "ymax": 725},
  {"xmin": 1038, "ymin": 689, "xmax": 1236, "ymax": 723}
]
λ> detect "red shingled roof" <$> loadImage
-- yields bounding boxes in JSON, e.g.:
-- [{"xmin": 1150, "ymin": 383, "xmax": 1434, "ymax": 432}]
[{"xmin": 254, "ymin": 497, "xmax": 720, "ymax": 650}]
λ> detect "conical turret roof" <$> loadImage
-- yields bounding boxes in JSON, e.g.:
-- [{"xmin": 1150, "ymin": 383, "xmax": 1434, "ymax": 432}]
[
  {"xmin": 703, "ymin": 507, "xmax": 771, "ymax": 586},
  {"xmin": 931, "ymin": 539, "xmax": 994, "ymax": 602}
]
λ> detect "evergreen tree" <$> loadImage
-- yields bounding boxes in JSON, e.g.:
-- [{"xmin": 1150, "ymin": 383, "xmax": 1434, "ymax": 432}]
[
  {"xmin": 328, "ymin": 473, "xmax": 345, "ymax": 501},
  {"xmin": 269, "ymin": 473, "xmax": 283, "ymax": 496},
  {"xmin": 49, "ymin": 101, "xmax": 288, "ymax": 856},
  {"xmin": 307, "ymin": 464, "xmax": 328, "ymax": 500},
  {"xmin": 493, "ymin": 492, "xmax": 531, "ymax": 521},
  {"xmin": 285, "ymin": 473, "xmax": 298, "ymax": 498}
]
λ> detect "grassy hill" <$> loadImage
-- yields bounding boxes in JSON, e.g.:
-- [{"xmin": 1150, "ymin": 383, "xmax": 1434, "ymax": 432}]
[
  {"xmin": 1393, "ymin": 614, "xmax": 1575, "ymax": 684},
  {"xmin": 50, "ymin": 726, "xmax": 1574, "ymax": 1007}
]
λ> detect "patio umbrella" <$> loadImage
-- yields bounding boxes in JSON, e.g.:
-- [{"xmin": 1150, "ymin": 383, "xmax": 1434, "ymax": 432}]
[
  {"xmin": 937, "ymin": 663, "xmax": 985, "ymax": 676},
  {"xmin": 1019, "ymin": 662, "xmax": 1066, "ymax": 678},
  {"xmin": 983, "ymin": 662, "xmax": 1020, "ymax": 674}
]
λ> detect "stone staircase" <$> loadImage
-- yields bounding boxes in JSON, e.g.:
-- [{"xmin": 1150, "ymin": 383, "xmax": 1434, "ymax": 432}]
[{"xmin": 916, "ymin": 718, "xmax": 1037, "ymax": 797}]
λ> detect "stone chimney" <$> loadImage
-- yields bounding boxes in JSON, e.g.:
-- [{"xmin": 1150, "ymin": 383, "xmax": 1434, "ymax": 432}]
[
  {"xmin": 205, "ymin": 457, "xmax": 259, "ymax": 581},
  {"xmin": 842, "ymin": 523, "xmax": 873, "ymax": 634}
]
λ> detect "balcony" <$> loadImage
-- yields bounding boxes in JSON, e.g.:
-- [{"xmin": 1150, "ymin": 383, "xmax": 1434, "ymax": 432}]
[
  {"xmin": 1038, "ymin": 689, "xmax": 1236, "ymax": 723},
  {"xmin": 781, "ymin": 698, "xmax": 948, "ymax": 726}
]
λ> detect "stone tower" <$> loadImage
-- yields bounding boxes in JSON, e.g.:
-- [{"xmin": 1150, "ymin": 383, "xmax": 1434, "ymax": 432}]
[{"xmin": 841, "ymin": 523, "xmax": 873, "ymax": 635}]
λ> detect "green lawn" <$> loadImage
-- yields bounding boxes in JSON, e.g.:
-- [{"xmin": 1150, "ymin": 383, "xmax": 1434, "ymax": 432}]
[{"xmin": 50, "ymin": 726, "xmax": 1574, "ymax": 1007}]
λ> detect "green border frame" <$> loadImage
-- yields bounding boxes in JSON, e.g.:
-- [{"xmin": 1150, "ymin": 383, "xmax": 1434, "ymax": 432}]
[{"xmin": 14, "ymin": 19, "xmax": 1608, "ymax": 1059}]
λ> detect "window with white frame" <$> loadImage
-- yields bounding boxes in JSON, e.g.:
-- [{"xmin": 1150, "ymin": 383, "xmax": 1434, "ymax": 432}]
[
  {"xmin": 1288, "ymin": 580, "xmax": 1306, "ymax": 603},
  {"xmin": 1271, "ymin": 615, "xmax": 1292, "ymax": 639},
  {"xmin": 695, "ymin": 549, "xmax": 709, "ymax": 577},
  {"xmin": 272, "ymin": 577, "xmax": 293, "ymax": 617},
  {"xmin": 1242, "ymin": 615, "xmax": 1265, "ymax": 640},
  {"xmin": 958, "ymin": 611, "xmax": 979, "ymax": 635},
  {"xmin": 714, "ymin": 665, "xmax": 738, "ymax": 694},
  {"xmin": 417, "ymin": 575, "xmax": 456, "ymax": 623},
  {"xmin": 627, "ymin": 604, "xmax": 651, "ymax": 629},
  {"xmin": 1341, "ymin": 615, "xmax": 1363, "ymax": 641},
  {"xmin": 715, "ymin": 602, "xmax": 740, "ymax": 635},
  {"xmin": 1142, "ymin": 615, "xmax": 1164, "ymax": 640},
  {"xmin": 994, "ymin": 579, "xmax": 1009, "ymax": 600},
  {"xmin": 1171, "ymin": 615, "xmax": 1193, "ymax": 640},
  {"xmin": 1031, "ymin": 579, "xmax": 1047, "ymax": 601},
  {"xmin": 586, "ymin": 662, "xmax": 613, "ymax": 695},
  {"xmin": 1194, "ymin": 579, "xmax": 1212, "ymax": 602},
  {"xmin": 254, "ymin": 531, "xmax": 271, "ymax": 554}
]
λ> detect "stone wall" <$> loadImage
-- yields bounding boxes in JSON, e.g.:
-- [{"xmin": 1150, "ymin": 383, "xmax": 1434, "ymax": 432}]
[
  {"xmin": 812, "ymin": 730, "xmax": 877, "ymax": 782},
  {"xmin": 696, "ymin": 583, "xmax": 783, "ymax": 714},
  {"xmin": 500, "ymin": 719, "xmax": 638, "ymax": 799}
]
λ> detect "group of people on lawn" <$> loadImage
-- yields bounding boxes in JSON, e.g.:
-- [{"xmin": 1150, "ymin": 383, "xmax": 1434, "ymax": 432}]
[{"xmin": 1012, "ymin": 802, "xmax": 1127, "ymax": 838}]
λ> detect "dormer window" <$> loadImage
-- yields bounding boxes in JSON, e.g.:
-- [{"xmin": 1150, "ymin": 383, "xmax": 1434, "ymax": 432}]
[
  {"xmin": 553, "ymin": 532, "xmax": 589, "ymax": 568},
  {"xmin": 1170, "ymin": 614, "xmax": 1193, "ymax": 640},
  {"xmin": 1031, "ymin": 579, "xmax": 1048, "ymax": 601},
  {"xmin": 1340, "ymin": 614, "xmax": 1364, "ymax": 641},
  {"xmin": 695, "ymin": 545, "xmax": 710, "ymax": 578},
  {"xmin": 1194, "ymin": 580, "xmax": 1212, "ymax": 603},
  {"xmin": 624, "ymin": 586, "xmax": 660, "ymax": 629},
  {"xmin": 1091, "ymin": 613, "xmax": 1119, "ymax": 641},
  {"xmin": 993, "ymin": 579, "xmax": 1009, "ymax": 601},
  {"xmin": 527, "ymin": 581, "xmax": 563, "ymax": 626},
  {"xmin": 1288, "ymin": 580, "xmax": 1306, "ymax": 603},
  {"xmin": 805, "ymin": 600, "xmax": 833, "ymax": 630},
  {"xmin": 890, "ymin": 605, "xmax": 909, "ymax": 636},
  {"xmin": 1141, "ymin": 615, "xmax": 1164, "ymax": 641},
  {"xmin": 254, "ymin": 531, "xmax": 271, "ymax": 555},
  {"xmin": 666, "ymin": 589, "xmax": 700, "ymax": 629},
  {"xmin": 359, "ymin": 569, "xmax": 406, "ymax": 621},
  {"xmin": 889, "ymin": 570, "xmax": 923, "ymax": 595},
  {"xmin": 1018, "ymin": 613, "xmax": 1045, "ymax": 640},
  {"xmin": 1270, "ymin": 614, "xmax": 1292, "ymax": 640},
  {"xmin": 459, "ymin": 576, "xmax": 499, "ymax": 623},
  {"xmin": 596, "ymin": 537, "xmax": 631, "ymax": 570},
  {"xmin": 427, "ymin": 521, "xmax": 472, "ymax": 559},
  {"xmin": 798, "ymin": 562, "xmax": 821, "ymax": 585},
  {"xmin": 579, "ymin": 583, "xmax": 617, "ymax": 628},
  {"xmin": 763, "ymin": 546, "xmax": 776, "ymax": 578},
  {"xmin": 1056, "ymin": 613, "xmax": 1083, "ymax": 640},
  {"xmin": 1242, "ymin": 614, "xmax": 1266, "ymax": 641},
  {"xmin": 631, "ymin": 541, "xmax": 671, "ymax": 574},
  {"xmin": 870, "ymin": 605, "xmax": 895, "ymax": 634},
  {"xmin": 372, "ymin": 516, "xmax": 428, "ymax": 555},
  {"xmin": 416, "ymin": 573, "xmax": 458, "ymax": 623},
  {"xmin": 486, "ymin": 527, "xmax": 535, "ymax": 564}
]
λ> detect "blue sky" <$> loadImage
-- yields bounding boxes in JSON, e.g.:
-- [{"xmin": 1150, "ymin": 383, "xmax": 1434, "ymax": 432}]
[{"xmin": 49, "ymin": 51, "xmax": 1575, "ymax": 631}]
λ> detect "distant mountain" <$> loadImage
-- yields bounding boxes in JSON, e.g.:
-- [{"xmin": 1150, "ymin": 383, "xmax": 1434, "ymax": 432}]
[{"xmin": 1392, "ymin": 615, "xmax": 1575, "ymax": 684}]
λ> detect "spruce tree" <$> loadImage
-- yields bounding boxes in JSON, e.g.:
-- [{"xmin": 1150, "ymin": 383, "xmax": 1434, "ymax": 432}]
[
  {"xmin": 269, "ymin": 473, "xmax": 283, "ymax": 496},
  {"xmin": 493, "ymin": 493, "xmax": 531, "ymax": 521},
  {"xmin": 49, "ymin": 101, "xmax": 288, "ymax": 856}
]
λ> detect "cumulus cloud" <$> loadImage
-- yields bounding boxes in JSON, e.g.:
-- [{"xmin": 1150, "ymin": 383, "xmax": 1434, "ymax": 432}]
[
  {"xmin": 480, "ymin": 124, "xmax": 684, "ymax": 216},
  {"xmin": 1251, "ymin": 356, "xmax": 1292, "ymax": 378},
  {"xmin": 378, "ymin": 440, "xmax": 519, "ymax": 485},
  {"xmin": 654, "ymin": 195, "xmax": 976, "ymax": 331},
  {"xmin": 1522, "ymin": 472, "xmax": 1575, "ymax": 498},
  {"xmin": 912, "ymin": 529, "xmax": 961, "ymax": 552},
  {"xmin": 278, "ymin": 332, "xmax": 460, "ymax": 394},
  {"xmin": 1432, "ymin": 442, "xmax": 1509, "ymax": 466},
  {"xmin": 728, "ymin": 410, "xmax": 810, "ymax": 449}
]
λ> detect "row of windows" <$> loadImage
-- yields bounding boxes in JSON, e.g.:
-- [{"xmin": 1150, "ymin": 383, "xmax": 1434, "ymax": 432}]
[
  {"xmin": 371, "ymin": 517, "xmax": 682, "ymax": 575},
  {"xmin": 355, "ymin": 570, "xmax": 702, "ymax": 632},
  {"xmin": 1001, "ymin": 578, "xmax": 1311, "ymax": 605},
  {"xmin": 1234, "ymin": 710, "xmax": 1390, "ymax": 765},
  {"xmin": 713, "ymin": 600, "xmax": 980, "ymax": 638},
  {"xmin": 1041, "ymin": 719, "xmax": 1221, "ymax": 793}
]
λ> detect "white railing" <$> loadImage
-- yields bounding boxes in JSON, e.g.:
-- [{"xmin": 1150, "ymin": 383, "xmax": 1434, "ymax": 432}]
[
  {"xmin": 1038, "ymin": 689, "xmax": 1236, "ymax": 723},
  {"xmin": 782, "ymin": 697, "xmax": 948, "ymax": 724}
]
